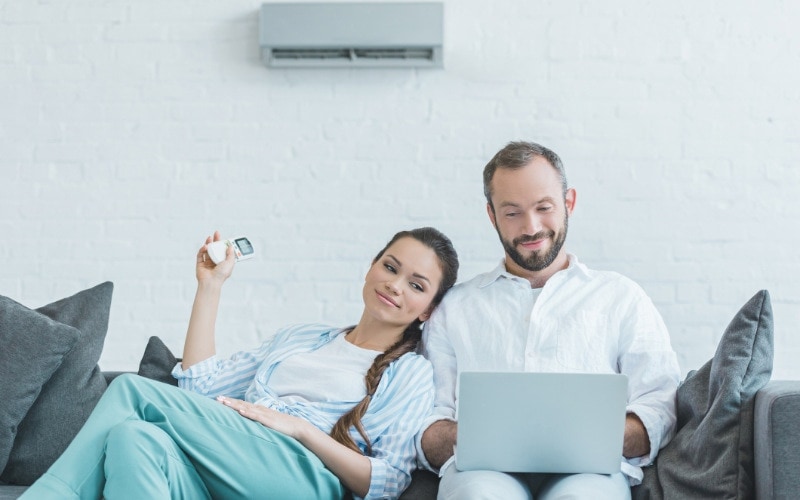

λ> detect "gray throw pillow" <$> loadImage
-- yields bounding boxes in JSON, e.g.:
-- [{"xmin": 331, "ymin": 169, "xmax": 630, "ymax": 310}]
[
  {"xmin": 137, "ymin": 336, "xmax": 179, "ymax": 386},
  {"xmin": 633, "ymin": 290, "xmax": 774, "ymax": 500},
  {"xmin": 0, "ymin": 297, "xmax": 82, "ymax": 473},
  {"xmin": 0, "ymin": 282, "xmax": 113, "ymax": 486}
]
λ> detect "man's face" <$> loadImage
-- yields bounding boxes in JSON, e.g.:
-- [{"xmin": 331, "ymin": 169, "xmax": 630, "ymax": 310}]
[{"xmin": 487, "ymin": 157, "xmax": 576, "ymax": 274}]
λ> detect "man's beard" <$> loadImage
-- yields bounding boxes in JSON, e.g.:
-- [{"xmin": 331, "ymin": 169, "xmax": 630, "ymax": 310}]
[{"xmin": 497, "ymin": 215, "xmax": 568, "ymax": 272}]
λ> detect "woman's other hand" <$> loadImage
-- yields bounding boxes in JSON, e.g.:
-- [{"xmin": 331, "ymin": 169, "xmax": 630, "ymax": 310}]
[{"xmin": 217, "ymin": 397, "xmax": 311, "ymax": 440}]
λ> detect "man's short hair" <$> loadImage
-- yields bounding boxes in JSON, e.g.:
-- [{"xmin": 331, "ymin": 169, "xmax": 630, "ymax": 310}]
[{"xmin": 483, "ymin": 141, "xmax": 568, "ymax": 206}]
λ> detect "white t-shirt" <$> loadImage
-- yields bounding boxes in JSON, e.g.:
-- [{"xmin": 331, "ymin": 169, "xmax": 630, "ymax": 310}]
[{"xmin": 267, "ymin": 331, "xmax": 382, "ymax": 405}]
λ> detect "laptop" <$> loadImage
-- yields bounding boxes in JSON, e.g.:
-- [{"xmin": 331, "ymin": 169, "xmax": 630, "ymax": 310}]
[{"xmin": 455, "ymin": 371, "xmax": 628, "ymax": 474}]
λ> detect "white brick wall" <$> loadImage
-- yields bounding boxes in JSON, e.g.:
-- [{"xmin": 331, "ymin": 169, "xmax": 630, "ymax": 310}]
[{"xmin": 2, "ymin": 0, "xmax": 799, "ymax": 379}]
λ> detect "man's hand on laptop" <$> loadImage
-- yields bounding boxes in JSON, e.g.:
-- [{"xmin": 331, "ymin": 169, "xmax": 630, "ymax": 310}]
[
  {"xmin": 422, "ymin": 420, "xmax": 458, "ymax": 469},
  {"xmin": 622, "ymin": 413, "xmax": 651, "ymax": 458}
]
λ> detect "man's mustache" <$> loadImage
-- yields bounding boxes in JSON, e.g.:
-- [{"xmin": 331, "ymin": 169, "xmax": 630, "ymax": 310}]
[{"xmin": 513, "ymin": 230, "xmax": 555, "ymax": 246}]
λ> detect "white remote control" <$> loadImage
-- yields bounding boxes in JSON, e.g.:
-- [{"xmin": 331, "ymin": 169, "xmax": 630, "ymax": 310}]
[{"xmin": 207, "ymin": 237, "xmax": 255, "ymax": 264}]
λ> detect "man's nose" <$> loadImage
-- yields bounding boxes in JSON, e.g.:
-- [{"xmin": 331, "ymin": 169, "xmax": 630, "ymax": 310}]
[{"xmin": 522, "ymin": 212, "xmax": 543, "ymax": 235}]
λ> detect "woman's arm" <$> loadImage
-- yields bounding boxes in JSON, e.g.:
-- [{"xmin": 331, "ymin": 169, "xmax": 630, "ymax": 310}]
[
  {"xmin": 218, "ymin": 397, "xmax": 373, "ymax": 497},
  {"xmin": 182, "ymin": 232, "xmax": 236, "ymax": 370},
  {"xmin": 292, "ymin": 417, "xmax": 373, "ymax": 497}
]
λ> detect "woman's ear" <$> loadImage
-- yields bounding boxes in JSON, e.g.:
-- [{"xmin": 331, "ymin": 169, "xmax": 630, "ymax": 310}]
[{"xmin": 418, "ymin": 307, "xmax": 433, "ymax": 323}]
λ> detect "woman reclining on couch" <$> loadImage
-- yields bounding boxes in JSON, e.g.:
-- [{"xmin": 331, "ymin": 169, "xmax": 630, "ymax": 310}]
[{"xmin": 21, "ymin": 227, "xmax": 459, "ymax": 500}]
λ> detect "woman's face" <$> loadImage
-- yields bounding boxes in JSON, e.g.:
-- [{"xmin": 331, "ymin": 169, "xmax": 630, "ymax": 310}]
[{"xmin": 363, "ymin": 237, "xmax": 443, "ymax": 328}]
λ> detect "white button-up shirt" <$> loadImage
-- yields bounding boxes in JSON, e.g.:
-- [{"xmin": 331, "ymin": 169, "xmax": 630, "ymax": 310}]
[{"xmin": 419, "ymin": 255, "xmax": 680, "ymax": 484}]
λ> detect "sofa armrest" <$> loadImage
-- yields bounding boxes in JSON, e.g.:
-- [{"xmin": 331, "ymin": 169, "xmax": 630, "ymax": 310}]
[{"xmin": 755, "ymin": 380, "xmax": 800, "ymax": 500}]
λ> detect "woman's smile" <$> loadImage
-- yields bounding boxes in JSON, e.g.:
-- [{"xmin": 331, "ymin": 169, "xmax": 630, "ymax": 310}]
[{"xmin": 375, "ymin": 290, "xmax": 400, "ymax": 308}]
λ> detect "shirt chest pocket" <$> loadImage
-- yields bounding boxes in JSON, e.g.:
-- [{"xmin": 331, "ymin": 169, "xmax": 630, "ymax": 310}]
[{"xmin": 552, "ymin": 311, "xmax": 612, "ymax": 372}]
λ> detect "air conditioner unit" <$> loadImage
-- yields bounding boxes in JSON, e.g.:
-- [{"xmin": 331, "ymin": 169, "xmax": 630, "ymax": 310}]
[{"xmin": 259, "ymin": 2, "xmax": 444, "ymax": 68}]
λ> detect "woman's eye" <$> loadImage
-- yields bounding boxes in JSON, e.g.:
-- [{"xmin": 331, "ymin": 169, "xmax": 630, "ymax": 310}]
[
  {"xmin": 410, "ymin": 282, "xmax": 424, "ymax": 292},
  {"xmin": 384, "ymin": 263, "xmax": 396, "ymax": 273}
]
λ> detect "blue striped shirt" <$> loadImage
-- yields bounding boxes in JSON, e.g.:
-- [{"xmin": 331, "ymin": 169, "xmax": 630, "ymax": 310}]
[{"xmin": 172, "ymin": 324, "xmax": 434, "ymax": 499}]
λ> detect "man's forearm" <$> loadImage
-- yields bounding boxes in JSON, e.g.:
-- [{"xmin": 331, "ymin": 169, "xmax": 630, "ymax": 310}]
[
  {"xmin": 623, "ymin": 413, "xmax": 651, "ymax": 458},
  {"xmin": 421, "ymin": 420, "xmax": 457, "ymax": 469}
]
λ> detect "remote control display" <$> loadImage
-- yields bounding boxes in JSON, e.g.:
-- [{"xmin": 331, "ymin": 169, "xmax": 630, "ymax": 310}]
[{"xmin": 207, "ymin": 237, "xmax": 255, "ymax": 264}]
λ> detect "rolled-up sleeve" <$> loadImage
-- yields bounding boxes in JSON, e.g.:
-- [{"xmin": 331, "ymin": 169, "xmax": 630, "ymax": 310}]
[
  {"xmin": 618, "ymin": 290, "xmax": 681, "ymax": 474},
  {"xmin": 415, "ymin": 306, "xmax": 458, "ymax": 472}
]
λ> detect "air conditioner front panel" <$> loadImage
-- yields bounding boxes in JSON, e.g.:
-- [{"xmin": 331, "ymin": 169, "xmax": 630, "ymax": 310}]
[{"xmin": 259, "ymin": 2, "xmax": 444, "ymax": 68}]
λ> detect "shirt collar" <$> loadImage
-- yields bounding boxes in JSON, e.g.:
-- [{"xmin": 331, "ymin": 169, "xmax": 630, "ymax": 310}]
[
  {"xmin": 316, "ymin": 326, "xmax": 354, "ymax": 348},
  {"xmin": 478, "ymin": 253, "xmax": 589, "ymax": 288}
]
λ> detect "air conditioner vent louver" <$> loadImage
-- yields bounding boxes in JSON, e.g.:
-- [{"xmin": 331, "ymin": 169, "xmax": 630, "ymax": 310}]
[
  {"xmin": 270, "ymin": 47, "xmax": 437, "ymax": 67},
  {"xmin": 272, "ymin": 49, "xmax": 352, "ymax": 61},
  {"xmin": 354, "ymin": 48, "xmax": 434, "ymax": 60},
  {"xmin": 259, "ymin": 3, "xmax": 443, "ymax": 69}
]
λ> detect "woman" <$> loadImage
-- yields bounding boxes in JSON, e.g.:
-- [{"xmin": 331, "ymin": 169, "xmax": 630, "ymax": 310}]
[{"xmin": 21, "ymin": 227, "xmax": 459, "ymax": 500}]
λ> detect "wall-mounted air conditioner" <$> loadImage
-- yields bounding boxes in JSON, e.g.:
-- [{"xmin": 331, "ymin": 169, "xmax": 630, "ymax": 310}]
[{"xmin": 259, "ymin": 2, "xmax": 444, "ymax": 68}]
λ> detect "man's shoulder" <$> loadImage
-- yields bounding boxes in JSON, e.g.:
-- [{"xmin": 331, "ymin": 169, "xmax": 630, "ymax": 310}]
[
  {"xmin": 565, "ymin": 263, "xmax": 653, "ymax": 309},
  {"xmin": 441, "ymin": 270, "xmax": 498, "ymax": 299},
  {"xmin": 571, "ymin": 259, "xmax": 645, "ymax": 291}
]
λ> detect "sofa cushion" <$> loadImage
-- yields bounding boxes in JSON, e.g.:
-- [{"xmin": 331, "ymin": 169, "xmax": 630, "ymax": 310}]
[
  {"xmin": 137, "ymin": 335, "xmax": 179, "ymax": 386},
  {"xmin": 399, "ymin": 469, "xmax": 440, "ymax": 499},
  {"xmin": 633, "ymin": 290, "xmax": 774, "ymax": 499},
  {"xmin": 0, "ymin": 297, "xmax": 82, "ymax": 473},
  {"xmin": 0, "ymin": 282, "xmax": 113, "ymax": 486}
]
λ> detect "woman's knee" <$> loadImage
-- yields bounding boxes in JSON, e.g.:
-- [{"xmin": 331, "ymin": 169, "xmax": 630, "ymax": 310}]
[
  {"xmin": 107, "ymin": 372, "xmax": 152, "ymax": 391},
  {"xmin": 106, "ymin": 420, "xmax": 165, "ymax": 454},
  {"xmin": 104, "ymin": 373, "xmax": 169, "ymax": 406},
  {"xmin": 105, "ymin": 373, "xmax": 147, "ymax": 400}
]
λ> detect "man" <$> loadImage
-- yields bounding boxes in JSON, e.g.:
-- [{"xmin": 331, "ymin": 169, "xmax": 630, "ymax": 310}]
[{"xmin": 418, "ymin": 141, "xmax": 680, "ymax": 499}]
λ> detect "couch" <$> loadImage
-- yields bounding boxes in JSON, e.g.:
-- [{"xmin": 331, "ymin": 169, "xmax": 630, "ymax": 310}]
[
  {"xmin": 2, "ymin": 376, "xmax": 798, "ymax": 500},
  {"xmin": 2, "ymin": 284, "xmax": 798, "ymax": 499}
]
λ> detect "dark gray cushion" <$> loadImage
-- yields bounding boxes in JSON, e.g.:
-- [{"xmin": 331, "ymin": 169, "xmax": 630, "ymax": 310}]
[
  {"xmin": 0, "ymin": 484, "xmax": 28, "ymax": 499},
  {"xmin": 137, "ymin": 336, "xmax": 179, "ymax": 386},
  {"xmin": 0, "ymin": 282, "xmax": 113, "ymax": 486},
  {"xmin": 633, "ymin": 290, "xmax": 774, "ymax": 499},
  {"xmin": 0, "ymin": 297, "xmax": 81, "ymax": 473},
  {"xmin": 399, "ymin": 470, "xmax": 439, "ymax": 499}
]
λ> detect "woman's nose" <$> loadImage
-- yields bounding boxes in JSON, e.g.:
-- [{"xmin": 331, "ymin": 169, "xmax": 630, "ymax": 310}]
[{"xmin": 385, "ymin": 279, "xmax": 401, "ymax": 294}]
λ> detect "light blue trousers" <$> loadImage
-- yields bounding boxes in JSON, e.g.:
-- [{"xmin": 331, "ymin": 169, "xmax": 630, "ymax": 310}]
[{"xmin": 20, "ymin": 374, "xmax": 344, "ymax": 500}]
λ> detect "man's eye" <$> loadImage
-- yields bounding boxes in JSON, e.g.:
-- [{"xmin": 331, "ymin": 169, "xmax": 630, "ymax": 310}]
[
  {"xmin": 505, "ymin": 212, "xmax": 518, "ymax": 218},
  {"xmin": 538, "ymin": 206, "xmax": 553, "ymax": 212}
]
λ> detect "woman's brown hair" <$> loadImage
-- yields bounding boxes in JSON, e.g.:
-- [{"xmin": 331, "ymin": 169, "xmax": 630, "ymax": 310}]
[{"xmin": 329, "ymin": 227, "xmax": 459, "ymax": 455}]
